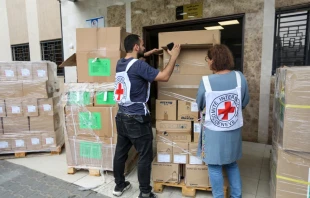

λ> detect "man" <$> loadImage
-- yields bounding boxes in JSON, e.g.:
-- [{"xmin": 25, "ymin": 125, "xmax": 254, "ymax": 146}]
[{"xmin": 113, "ymin": 34, "xmax": 181, "ymax": 198}]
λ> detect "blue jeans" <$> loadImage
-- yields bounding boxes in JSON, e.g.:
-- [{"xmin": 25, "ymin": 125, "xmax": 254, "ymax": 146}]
[{"xmin": 208, "ymin": 162, "xmax": 242, "ymax": 198}]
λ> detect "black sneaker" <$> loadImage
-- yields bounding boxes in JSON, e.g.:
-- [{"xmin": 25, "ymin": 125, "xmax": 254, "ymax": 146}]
[
  {"xmin": 113, "ymin": 181, "xmax": 131, "ymax": 197},
  {"xmin": 137, "ymin": 192, "xmax": 157, "ymax": 198}
]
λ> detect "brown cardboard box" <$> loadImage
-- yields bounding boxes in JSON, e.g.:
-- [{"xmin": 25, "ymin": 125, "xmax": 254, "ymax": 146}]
[
  {"xmin": 158, "ymin": 75, "xmax": 201, "ymax": 89},
  {"xmin": 93, "ymin": 83, "xmax": 116, "ymax": 107},
  {"xmin": 156, "ymin": 120, "xmax": 191, "ymax": 132},
  {"xmin": 157, "ymin": 142, "xmax": 173, "ymax": 163},
  {"xmin": 156, "ymin": 131, "xmax": 192, "ymax": 143},
  {"xmin": 29, "ymin": 114, "xmax": 60, "ymax": 133},
  {"xmin": 156, "ymin": 100, "xmax": 177, "ymax": 121},
  {"xmin": 158, "ymin": 30, "xmax": 221, "ymax": 48},
  {"xmin": 0, "ymin": 137, "xmax": 12, "ymax": 151},
  {"xmin": 76, "ymin": 50, "xmax": 125, "ymax": 83},
  {"xmin": 177, "ymin": 101, "xmax": 199, "ymax": 121},
  {"xmin": 152, "ymin": 158, "xmax": 180, "ymax": 183},
  {"xmin": 158, "ymin": 88, "xmax": 198, "ymax": 101},
  {"xmin": 163, "ymin": 49, "xmax": 211, "ymax": 75},
  {"xmin": 65, "ymin": 106, "xmax": 117, "ymax": 138},
  {"xmin": 38, "ymin": 96, "xmax": 60, "ymax": 116},
  {"xmin": 0, "ymin": 118, "xmax": 3, "ymax": 134},
  {"xmin": 3, "ymin": 117, "xmax": 29, "ymax": 134},
  {"xmin": 0, "ymin": 63, "xmax": 17, "ymax": 81},
  {"xmin": 32, "ymin": 62, "xmax": 48, "ymax": 81},
  {"xmin": 0, "ymin": 81, "xmax": 23, "ymax": 99},
  {"xmin": 193, "ymin": 121, "xmax": 201, "ymax": 143},
  {"xmin": 189, "ymin": 143, "xmax": 204, "ymax": 165},
  {"xmin": 41, "ymin": 133, "xmax": 57, "ymax": 149},
  {"xmin": 17, "ymin": 63, "xmax": 33, "ymax": 81},
  {"xmin": 185, "ymin": 164, "xmax": 209, "ymax": 187},
  {"xmin": 0, "ymin": 100, "xmax": 6, "ymax": 117},
  {"xmin": 65, "ymin": 83, "xmax": 94, "ymax": 107},
  {"xmin": 23, "ymin": 81, "xmax": 49, "ymax": 99},
  {"xmin": 76, "ymin": 27, "xmax": 128, "ymax": 52},
  {"xmin": 173, "ymin": 142, "xmax": 189, "ymax": 164},
  {"xmin": 22, "ymin": 99, "xmax": 39, "ymax": 117},
  {"xmin": 12, "ymin": 137, "xmax": 27, "ymax": 151},
  {"xmin": 5, "ymin": 99, "xmax": 23, "ymax": 117},
  {"xmin": 26, "ymin": 135, "xmax": 42, "ymax": 150}
]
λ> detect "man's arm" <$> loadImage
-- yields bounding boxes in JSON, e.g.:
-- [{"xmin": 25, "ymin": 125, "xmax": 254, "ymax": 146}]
[{"xmin": 154, "ymin": 44, "xmax": 181, "ymax": 82}]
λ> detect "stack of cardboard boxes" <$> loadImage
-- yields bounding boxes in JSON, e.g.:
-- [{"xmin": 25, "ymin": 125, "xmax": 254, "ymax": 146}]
[
  {"xmin": 0, "ymin": 61, "xmax": 63, "ymax": 153},
  {"xmin": 62, "ymin": 27, "xmax": 137, "ymax": 171},
  {"xmin": 152, "ymin": 30, "xmax": 221, "ymax": 187},
  {"xmin": 271, "ymin": 66, "xmax": 310, "ymax": 198}
]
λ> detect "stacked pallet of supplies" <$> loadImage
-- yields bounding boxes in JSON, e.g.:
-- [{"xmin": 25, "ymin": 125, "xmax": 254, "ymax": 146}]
[
  {"xmin": 0, "ymin": 61, "xmax": 64, "ymax": 155},
  {"xmin": 152, "ymin": 30, "xmax": 229, "ymax": 189},
  {"xmin": 62, "ymin": 27, "xmax": 137, "ymax": 174},
  {"xmin": 271, "ymin": 66, "xmax": 310, "ymax": 198}
]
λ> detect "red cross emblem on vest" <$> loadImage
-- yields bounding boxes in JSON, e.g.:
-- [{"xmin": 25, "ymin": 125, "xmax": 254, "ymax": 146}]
[
  {"xmin": 115, "ymin": 83, "xmax": 124, "ymax": 101},
  {"xmin": 218, "ymin": 101, "xmax": 235, "ymax": 120}
]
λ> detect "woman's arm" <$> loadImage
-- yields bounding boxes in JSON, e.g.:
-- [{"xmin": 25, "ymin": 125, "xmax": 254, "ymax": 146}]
[{"xmin": 196, "ymin": 80, "xmax": 206, "ymax": 111}]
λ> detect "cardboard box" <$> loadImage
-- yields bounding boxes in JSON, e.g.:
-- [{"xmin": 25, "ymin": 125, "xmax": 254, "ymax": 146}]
[
  {"xmin": 189, "ymin": 143, "xmax": 204, "ymax": 165},
  {"xmin": 157, "ymin": 142, "xmax": 173, "ymax": 163},
  {"xmin": 177, "ymin": 101, "xmax": 199, "ymax": 121},
  {"xmin": 0, "ymin": 63, "xmax": 17, "ymax": 81},
  {"xmin": 12, "ymin": 137, "xmax": 27, "ymax": 151},
  {"xmin": 185, "ymin": 164, "xmax": 209, "ymax": 187},
  {"xmin": 158, "ymin": 30, "xmax": 221, "ymax": 48},
  {"xmin": 17, "ymin": 63, "xmax": 33, "ymax": 81},
  {"xmin": 76, "ymin": 50, "xmax": 125, "ymax": 83},
  {"xmin": 0, "ymin": 118, "xmax": 3, "ymax": 134},
  {"xmin": 32, "ymin": 62, "xmax": 48, "ymax": 81},
  {"xmin": 22, "ymin": 99, "xmax": 39, "ymax": 117},
  {"xmin": 173, "ymin": 142, "xmax": 189, "ymax": 164},
  {"xmin": 93, "ymin": 83, "xmax": 116, "ymax": 106},
  {"xmin": 152, "ymin": 158, "xmax": 180, "ymax": 183},
  {"xmin": 65, "ymin": 83, "xmax": 94, "ymax": 106},
  {"xmin": 23, "ymin": 81, "xmax": 50, "ymax": 99},
  {"xmin": 29, "ymin": 114, "xmax": 60, "ymax": 133},
  {"xmin": 158, "ymin": 75, "xmax": 201, "ymax": 90},
  {"xmin": 158, "ymin": 88, "xmax": 198, "ymax": 101},
  {"xmin": 5, "ymin": 99, "xmax": 23, "ymax": 117},
  {"xmin": 156, "ymin": 100, "xmax": 177, "ymax": 121},
  {"xmin": 156, "ymin": 120, "xmax": 191, "ymax": 132},
  {"xmin": 0, "ymin": 81, "xmax": 23, "ymax": 99},
  {"xmin": 0, "ymin": 100, "xmax": 6, "ymax": 117},
  {"xmin": 41, "ymin": 132, "xmax": 58, "ymax": 149},
  {"xmin": 76, "ymin": 27, "xmax": 128, "ymax": 52},
  {"xmin": 64, "ymin": 66, "xmax": 77, "ymax": 83},
  {"xmin": 3, "ymin": 117, "xmax": 29, "ymax": 133},
  {"xmin": 0, "ymin": 138, "xmax": 12, "ymax": 151},
  {"xmin": 163, "ymin": 49, "xmax": 211, "ymax": 75},
  {"xmin": 38, "ymin": 96, "xmax": 60, "ymax": 116},
  {"xmin": 26, "ymin": 135, "xmax": 42, "ymax": 150},
  {"xmin": 156, "ymin": 131, "xmax": 192, "ymax": 143},
  {"xmin": 193, "ymin": 121, "xmax": 201, "ymax": 143},
  {"xmin": 65, "ymin": 106, "xmax": 117, "ymax": 138}
]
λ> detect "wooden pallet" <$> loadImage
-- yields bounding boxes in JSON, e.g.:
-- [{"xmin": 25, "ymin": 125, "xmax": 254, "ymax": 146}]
[
  {"xmin": 0, "ymin": 144, "xmax": 64, "ymax": 160},
  {"xmin": 67, "ymin": 167, "xmax": 102, "ymax": 176},
  {"xmin": 153, "ymin": 180, "xmax": 228, "ymax": 198}
]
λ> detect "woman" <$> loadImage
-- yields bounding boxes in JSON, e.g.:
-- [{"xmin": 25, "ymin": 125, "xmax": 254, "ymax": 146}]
[{"xmin": 196, "ymin": 44, "xmax": 249, "ymax": 198}]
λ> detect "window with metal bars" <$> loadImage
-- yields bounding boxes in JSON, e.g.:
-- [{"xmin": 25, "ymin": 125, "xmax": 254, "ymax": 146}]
[
  {"xmin": 11, "ymin": 44, "xmax": 30, "ymax": 61},
  {"xmin": 273, "ymin": 6, "xmax": 310, "ymax": 74},
  {"xmin": 41, "ymin": 39, "xmax": 64, "ymax": 76}
]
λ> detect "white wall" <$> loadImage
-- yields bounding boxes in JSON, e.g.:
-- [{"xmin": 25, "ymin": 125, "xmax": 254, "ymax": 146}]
[{"xmin": 0, "ymin": 0, "xmax": 12, "ymax": 61}]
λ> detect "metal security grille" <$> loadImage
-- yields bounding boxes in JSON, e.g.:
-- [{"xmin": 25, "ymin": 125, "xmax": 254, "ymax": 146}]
[
  {"xmin": 273, "ymin": 7, "xmax": 310, "ymax": 74},
  {"xmin": 11, "ymin": 44, "xmax": 30, "ymax": 61},
  {"xmin": 41, "ymin": 39, "xmax": 64, "ymax": 75}
]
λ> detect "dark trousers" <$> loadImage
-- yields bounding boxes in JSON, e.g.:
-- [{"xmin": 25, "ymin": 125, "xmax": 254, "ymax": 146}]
[{"xmin": 113, "ymin": 113, "xmax": 153, "ymax": 194}]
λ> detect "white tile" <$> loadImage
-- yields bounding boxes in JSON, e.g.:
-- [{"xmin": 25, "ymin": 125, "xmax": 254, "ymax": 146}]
[
  {"xmin": 259, "ymin": 166, "xmax": 270, "ymax": 182},
  {"xmin": 238, "ymin": 153, "xmax": 263, "ymax": 169},
  {"xmin": 256, "ymin": 196, "xmax": 270, "ymax": 198},
  {"xmin": 262, "ymin": 156, "xmax": 270, "ymax": 168},
  {"xmin": 75, "ymin": 172, "xmax": 114, "ymax": 190},
  {"xmin": 257, "ymin": 180, "xmax": 270, "ymax": 198},
  {"xmin": 243, "ymin": 193, "xmax": 256, "ymax": 198},
  {"xmin": 242, "ymin": 142, "xmax": 265, "ymax": 157},
  {"xmin": 263, "ymin": 145, "xmax": 272, "ymax": 158},
  {"xmin": 239, "ymin": 163, "xmax": 262, "ymax": 180},
  {"xmin": 242, "ymin": 176, "xmax": 259, "ymax": 195},
  {"xmin": 195, "ymin": 190, "xmax": 213, "ymax": 198},
  {"xmin": 97, "ymin": 180, "xmax": 140, "ymax": 198}
]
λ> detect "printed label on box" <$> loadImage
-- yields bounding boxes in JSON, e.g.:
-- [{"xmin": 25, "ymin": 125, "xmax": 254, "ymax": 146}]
[
  {"xmin": 46, "ymin": 137, "xmax": 54, "ymax": 145},
  {"xmin": 191, "ymin": 102, "xmax": 199, "ymax": 112},
  {"xmin": 43, "ymin": 104, "xmax": 51, "ymax": 111},
  {"xmin": 68, "ymin": 92, "xmax": 91, "ymax": 105},
  {"xmin": 37, "ymin": 70, "xmax": 46, "ymax": 77},
  {"xmin": 0, "ymin": 141, "xmax": 9, "ymax": 149},
  {"xmin": 5, "ymin": 70, "xmax": 14, "ymax": 77},
  {"xmin": 174, "ymin": 154, "xmax": 187, "ymax": 164},
  {"xmin": 27, "ymin": 105, "xmax": 36, "ymax": 113},
  {"xmin": 157, "ymin": 153, "xmax": 171, "ymax": 163},
  {"xmin": 15, "ymin": 140, "xmax": 25, "ymax": 148},
  {"xmin": 190, "ymin": 156, "xmax": 204, "ymax": 165},
  {"xmin": 88, "ymin": 58, "xmax": 111, "ymax": 76},
  {"xmin": 12, "ymin": 106, "xmax": 21, "ymax": 114},
  {"xmin": 80, "ymin": 141, "xmax": 102, "ymax": 159},
  {"xmin": 96, "ymin": 91, "xmax": 116, "ymax": 105},
  {"xmin": 79, "ymin": 112, "xmax": 102, "ymax": 129},
  {"xmin": 21, "ymin": 69, "xmax": 30, "ymax": 76},
  {"xmin": 194, "ymin": 123, "xmax": 201, "ymax": 133},
  {"xmin": 31, "ymin": 138, "xmax": 40, "ymax": 145},
  {"xmin": 0, "ymin": 107, "xmax": 3, "ymax": 113}
]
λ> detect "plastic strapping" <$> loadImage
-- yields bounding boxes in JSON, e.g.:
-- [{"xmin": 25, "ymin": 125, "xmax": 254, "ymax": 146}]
[{"xmin": 158, "ymin": 90, "xmax": 195, "ymax": 102}]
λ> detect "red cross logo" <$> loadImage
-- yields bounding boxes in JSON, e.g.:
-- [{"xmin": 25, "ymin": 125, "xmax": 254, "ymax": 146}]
[
  {"xmin": 115, "ymin": 83, "xmax": 124, "ymax": 101},
  {"xmin": 218, "ymin": 101, "xmax": 235, "ymax": 120}
]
